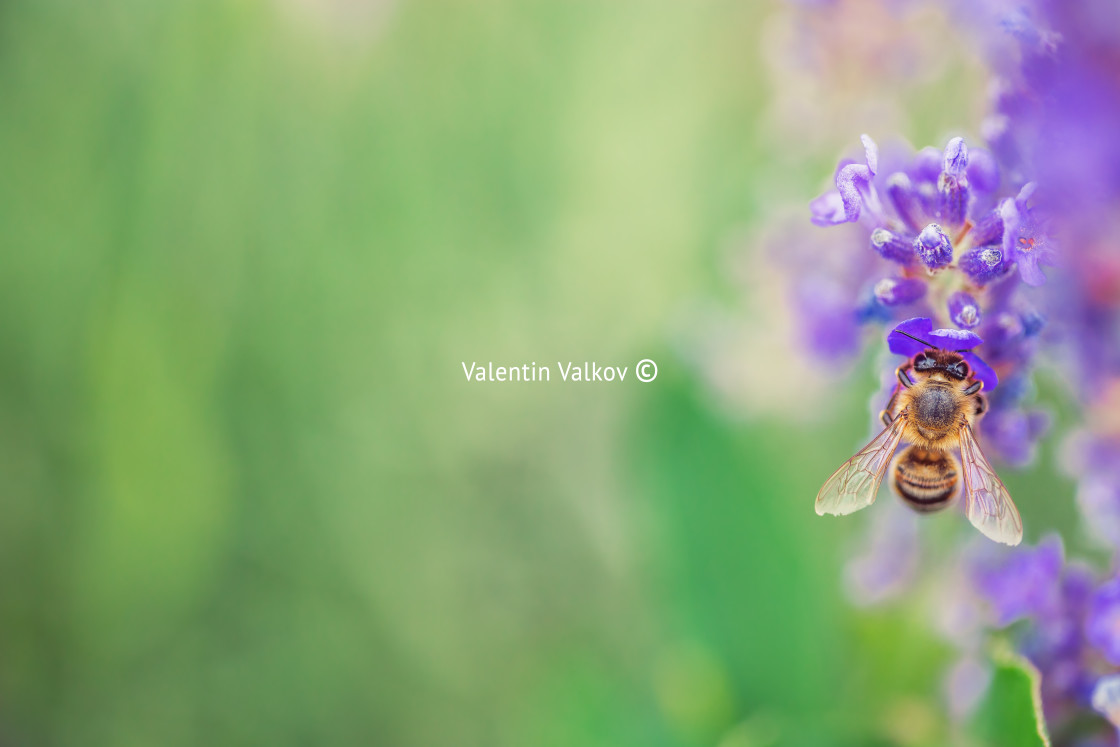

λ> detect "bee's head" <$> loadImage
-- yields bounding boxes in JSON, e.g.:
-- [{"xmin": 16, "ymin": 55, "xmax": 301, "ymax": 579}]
[{"xmin": 943, "ymin": 357, "xmax": 970, "ymax": 381}]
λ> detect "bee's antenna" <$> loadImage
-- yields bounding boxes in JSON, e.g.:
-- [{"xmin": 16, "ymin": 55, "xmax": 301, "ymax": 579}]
[{"xmin": 894, "ymin": 329, "xmax": 936, "ymax": 348}]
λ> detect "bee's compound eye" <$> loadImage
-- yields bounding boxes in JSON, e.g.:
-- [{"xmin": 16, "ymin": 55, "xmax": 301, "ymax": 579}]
[
  {"xmin": 946, "ymin": 362, "xmax": 968, "ymax": 379},
  {"xmin": 915, "ymin": 355, "xmax": 936, "ymax": 370}
]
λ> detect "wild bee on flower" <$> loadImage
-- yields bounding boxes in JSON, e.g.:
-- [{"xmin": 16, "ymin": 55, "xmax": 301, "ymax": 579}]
[{"xmin": 816, "ymin": 318, "xmax": 1022, "ymax": 545}]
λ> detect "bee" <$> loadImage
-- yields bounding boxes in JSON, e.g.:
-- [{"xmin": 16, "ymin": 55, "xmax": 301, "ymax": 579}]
[{"xmin": 815, "ymin": 328, "xmax": 1022, "ymax": 545}]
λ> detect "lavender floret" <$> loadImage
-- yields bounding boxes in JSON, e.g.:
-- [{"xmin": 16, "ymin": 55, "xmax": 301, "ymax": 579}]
[
  {"xmin": 873, "ymin": 277, "xmax": 926, "ymax": 306},
  {"xmin": 970, "ymin": 209, "xmax": 1004, "ymax": 247},
  {"xmin": 948, "ymin": 291, "xmax": 982, "ymax": 329},
  {"xmin": 870, "ymin": 228, "xmax": 915, "ymax": 264},
  {"xmin": 914, "ymin": 224, "xmax": 953, "ymax": 269},
  {"xmin": 939, "ymin": 138, "xmax": 971, "ymax": 227},
  {"xmin": 960, "ymin": 245, "xmax": 1008, "ymax": 284}
]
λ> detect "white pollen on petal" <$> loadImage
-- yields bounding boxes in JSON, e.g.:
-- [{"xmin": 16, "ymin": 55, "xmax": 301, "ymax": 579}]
[
  {"xmin": 981, "ymin": 248, "xmax": 1002, "ymax": 267},
  {"xmin": 874, "ymin": 279, "xmax": 897, "ymax": 300}
]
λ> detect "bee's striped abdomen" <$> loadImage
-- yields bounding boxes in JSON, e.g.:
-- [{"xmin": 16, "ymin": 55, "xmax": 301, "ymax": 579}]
[{"xmin": 890, "ymin": 446, "xmax": 960, "ymax": 513}]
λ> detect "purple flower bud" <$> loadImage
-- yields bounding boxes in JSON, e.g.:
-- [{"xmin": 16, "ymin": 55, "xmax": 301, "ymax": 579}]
[
  {"xmin": 960, "ymin": 245, "xmax": 1008, "ymax": 284},
  {"xmin": 938, "ymin": 139, "xmax": 971, "ymax": 227},
  {"xmin": 943, "ymin": 137, "xmax": 969, "ymax": 177},
  {"xmin": 1087, "ymin": 577, "xmax": 1120, "ymax": 665},
  {"xmin": 948, "ymin": 291, "xmax": 982, "ymax": 329},
  {"xmin": 870, "ymin": 227, "xmax": 916, "ymax": 264},
  {"xmin": 970, "ymin": 209, "xmax": 1005, "ymax": 247},
  {"xmin": 873, "ymin": 277, "xmax": 927, "ymax": 306},
  {"xmin": 939, "ymin": 173, "xmax": 971, "ymax": 228},
  {"xmin": 915, "ymin": 224, "xmax": 953, "ymax": 269},
  {"xmin": 885, "ymin": 172, "xmax": 923, "ymax": 232}
]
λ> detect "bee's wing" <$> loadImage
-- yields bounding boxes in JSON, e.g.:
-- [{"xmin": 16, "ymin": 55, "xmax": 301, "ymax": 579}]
[
  {"xmin": 959, "ymin": 421, "xmax": 1023, "ymax": 546},
  {"xmin": 815, "ymin": 414, "xmax": 907, "ymax": 516}
]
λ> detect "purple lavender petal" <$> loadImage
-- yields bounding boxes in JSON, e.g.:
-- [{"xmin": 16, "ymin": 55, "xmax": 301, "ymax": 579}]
[
  {"xmin": 1016, "ymin": 251, "xmax": 1048, "ymax": 286},
  {"xmin": 860, "ymin": 133, "xmax": 879, "ymax": 175},
  {"xmin": 999, "ymin": 196, "xmax": 1022, "ymax": 256},
  {"xmin": 998, "ymin": 183, "xmax": 1048, "ymax": 286},
  {"xmin": 915, "ymin": 224, "xmax": 953, "ymax": 269},
  {"xmin": 1087, "ymin": 577, "xmax": 1120, "ymax": 665},
  {"xmin": 837, "ymin": 163, "xmax": 875, "ymax": 222},
  {"xmin": 888, "ymin": 317, "xmax": 985, "ymax": 356},
  {"xmin": 874, "ymin": 277, "xmax": 927, "ymax": 306},
  {"xmin": 948, "ymin": 291, "xmax": 982, "ymax": 329},
  {"xmin": 834, "ymin": 134, "xmax": 881, "ymax": 223},
  {"xmin": 810, "ymin": 190, "xmax": 849, "ymax": 226},
  {"xmin": 928, "ymin": 327, "xmax": 983, "ymax": 351},
  {"xmin": 960, "ymin": 352, "xmax": 999, "ymax": 392},
  {"xmin": 887, "ymin": 317, "xmax": 935, "ymax": 356},
  {"xmin": 1012, "ymin": 218, "xmax": 1058, "ymax": 287}
]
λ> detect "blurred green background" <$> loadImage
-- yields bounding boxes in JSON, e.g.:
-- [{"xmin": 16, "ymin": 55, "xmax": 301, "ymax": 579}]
[{"xmin": 0, "ymin": 0, "xmax": 1078, "ymax": 745}]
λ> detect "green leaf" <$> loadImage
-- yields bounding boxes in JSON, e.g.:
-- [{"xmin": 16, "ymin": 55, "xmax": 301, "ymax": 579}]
[{"xmin": 971, "ymin": 642, "xmax": 1051, "ymax": 747}]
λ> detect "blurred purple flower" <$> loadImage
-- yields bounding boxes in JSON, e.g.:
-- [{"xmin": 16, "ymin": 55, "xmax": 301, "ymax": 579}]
[
  {"xmin": 970, "ymin": 534, "xmax": 1064, "ymax": 626},
  {"xmin": 1086, "ymin": 578, "xmax": 1120, "ymax": 666}
]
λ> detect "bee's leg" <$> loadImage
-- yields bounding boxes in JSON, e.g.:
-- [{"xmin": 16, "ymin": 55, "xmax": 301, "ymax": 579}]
[
  {"xmin": 963, "ymin": 380, "xmax": 983, "ymax": 396},
  {"xmin": 897, "ymin": 365, "xmax": 915, "ymax": 388},
  {"xmin": 881, "ymin": 377, "xmax": 905, "ymax": 426}
]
